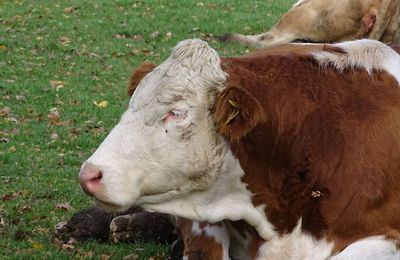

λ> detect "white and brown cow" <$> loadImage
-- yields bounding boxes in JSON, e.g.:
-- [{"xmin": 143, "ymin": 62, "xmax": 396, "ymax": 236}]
[
  {"xmin": 218, "ymin": 0, "xmax": 400, "ymax": 47},
  {"xmin": 80, "ymin": 39, "xmax": 400, "ymax": 259}
]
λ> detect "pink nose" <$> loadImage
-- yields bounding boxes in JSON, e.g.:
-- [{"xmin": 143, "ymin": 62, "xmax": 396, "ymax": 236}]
[{"xmin": 79, "ymin": 162, "xmax": 103, "ymax": 196}]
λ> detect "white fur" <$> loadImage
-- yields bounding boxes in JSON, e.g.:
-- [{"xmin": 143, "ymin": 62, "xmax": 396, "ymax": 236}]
[
  {"xmin": 138, "ymin": 149, "xmax": 276, "ymax": 240},
  {"xmin": 256, "ymin": 219, "xmax": 334, "ymax": 260},
  {"xmin": 331, "ymin": 236, "xmax": 400, "ymax": 260},
  {"xmin": 312, "ymin": 39, "xmax": 400, "ymax": 85}
]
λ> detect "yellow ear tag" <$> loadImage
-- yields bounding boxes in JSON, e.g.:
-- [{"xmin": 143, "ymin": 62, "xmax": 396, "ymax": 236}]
[
  {"xmin": 228, "ymin": 99, "xmax": 239, "ymax": 108},
  {"xmin": 225, "ymin": 99, "xmax": 240, "ymax": 125}
]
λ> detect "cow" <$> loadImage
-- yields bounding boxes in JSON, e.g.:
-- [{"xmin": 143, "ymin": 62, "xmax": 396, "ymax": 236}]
[
  {"xmin": 217, "ymin": 0, "xmax": 400, "ymax": 47},
  {"xmin": 79, "ymin": 39, "xmax": 400, "ymax": 259}
]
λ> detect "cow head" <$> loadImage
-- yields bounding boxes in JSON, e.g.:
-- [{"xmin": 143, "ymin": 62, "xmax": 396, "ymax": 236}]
[{"xmin": 79, "ymin": 40, "xmax": 271, "ymax": 236}]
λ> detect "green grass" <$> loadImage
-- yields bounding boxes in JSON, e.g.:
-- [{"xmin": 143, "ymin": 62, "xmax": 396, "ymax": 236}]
[{"xmin": 0, "ymin": 0, "xmax": 294, "ymax": 259}]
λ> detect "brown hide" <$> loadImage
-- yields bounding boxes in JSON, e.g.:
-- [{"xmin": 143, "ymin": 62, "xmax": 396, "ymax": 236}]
[{"xmin": 219, "ymin": 46, "xmax": 400, "ymax": 251}]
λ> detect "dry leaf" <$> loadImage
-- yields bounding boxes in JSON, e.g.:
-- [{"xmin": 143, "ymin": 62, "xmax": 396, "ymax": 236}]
[
  {"xmin": 101, "ymin": 254, "xmax": 111, "ymax": 260},
  {"xmin": 56, "ymin": 202, "xmax": 73, "ymax": 212},
  {"xmin": 47, "ymin": 108, "xmax": 61, "ymax": 125},
  {"xmin": 123, "ymin": 254, "xmax": 138, "ymax": 260},
  {"xmin": 0, "ymin": 107, "xmax": 11, "ymax": 117},
  {"xmin": 63, "ymin": 7, "xmax": 74, "ymax": 13},
  {"xmin": 93, "ymin": 100, "xmax": 108, "ymax": 108},
  {"xmin": 50, "ymin": 133, "xmax": 59, "ymax": 142},
  {"xmin": 165, "ymin": 32, "xmax": 172, "ymax": 39},
  {"xmin": 15, "ymin": 95, "xmax": 26, "ymax": 101},
  {"xmin": 59, "ymin": 36, "xmax": 71, "ymax": 45},
  {"xmin": 32, "ymin": 242, "xmax": 44, "ymax": 250},
  {"xmin": 62, "ymin": 243, "xmax": 75, "ymax": 251},
  {"xmin": 19, "ymin": 204, "xmax": 31, "ymax": 213},
  {"xmin": 50, "ymin": 80, "xmax": 65, "ymax": 90},
  {"xmin": 149, "ymin": 31, "xmax": 160, "ymax": 39}
]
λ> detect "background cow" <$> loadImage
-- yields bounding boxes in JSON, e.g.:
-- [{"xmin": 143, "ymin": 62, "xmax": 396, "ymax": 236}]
[
  {"xmin": 217, "ymin": 0, "xmax": 400, "ymax": 47},
  {"xmin": 79, "ymin": 39, "xmax": 400, "ymax": 259}
]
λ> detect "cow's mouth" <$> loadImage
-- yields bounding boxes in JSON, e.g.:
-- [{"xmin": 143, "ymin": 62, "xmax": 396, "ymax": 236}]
[
  {"xmin": 95, "ymin": 199, "xmax": 129, "ymax": 212},
  {"xmin": 137, "ymin": 189, "xmax": 183, "ymax": 205}
]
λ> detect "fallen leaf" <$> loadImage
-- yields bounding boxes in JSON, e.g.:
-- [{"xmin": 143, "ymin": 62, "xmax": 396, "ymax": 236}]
[
  {"xmin": 123, "ymin": 254, "xmax": 138, "ymax": 260},
  {"xmin": 93, "ymin": 100, "xmax": 108, "ymax": 108},
  {"xmin": 50, "ymin": 80, "xmax": 65, "ymax": 91},
  {"xmin": 19, "ymin": 204, "xmax": 31, "ymax": 213},
  {"xmin": 132, "ymin": 34, "xmax": 143, "ymax": 41},
  {"xmin": 59, "ymin": 36, "xmax": 71, "ymax": 45},
  {"xmin": 9, "ymin": 146, "xmax": 16, "ymax": 152},
  {"xmin": 50, "ymin": 133, "xmax": 59, "ymax": 142},
  {"xmin": 101, "ymin": 254, "xmax": 111, "ymax": 260},
  {"xmin": 63, "ymin": 7, "xmax": 74, "ymax": 13},
  {"xmin": 149, "ymin": 31, "xmax": 160, "ymax": 39},
  {"xmin": 0, "ymin": 107, "xmax": 11, "ymax": 117},
  {"xmin": 15, "ymin": 95, "xmax": 26, "ymax": 101},
  {"xmin": 1, "ymin": 137, "xmax": 9, "ymax": 143},
  {"xmin": 47, "ymin": 108, "xmax": 61, "ymax": 125},
  {"xmin": 32, "ymin": 242, "xmax": 44, "ymax": 250},
  {"xmin": 114, "ymin": 33, "xmax": 126, "ymax": 39},
  {"xmin": 61, "ymin": 243, "xmax": 75, "ymax": 251},
  {"xmin": 165, "ymin": 32, "xmax": 172, "ymax": 39},
  {"xmin": 56, "ymin": 202, "xmax": 73, "ymax": 212}
]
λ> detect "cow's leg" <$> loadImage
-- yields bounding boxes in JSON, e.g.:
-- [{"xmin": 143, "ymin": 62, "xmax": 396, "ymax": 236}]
[
  {"xmin": 330, "ymin": 236, "xmax": 400, "ymax": 260},
  {"xmin": 176, "ymin": 218, "xmax": 230, "ymax": 260},
  {"xmin": 368, "ymin": 0, "xmax": 393, "ymax": 40},
  {"xmin": 374, "ymin": 0, "xmax": 400, "ymax": 44},
  {"xmin": 215, "ymin": 30, "xmax": 298, "ymax": 48},
  {"xmin": 216, "ymin": 0, "xmax": 379, "ymax": 48}
]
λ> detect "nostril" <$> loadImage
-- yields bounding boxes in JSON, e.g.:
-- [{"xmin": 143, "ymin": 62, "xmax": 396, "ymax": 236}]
[
  {"xmin": 79, "ymin": 163, "xmax": 103, "ymax": 196},
  {"xmin": 91, "ymin": 170, "xmax": 102, "ymax": 182}
]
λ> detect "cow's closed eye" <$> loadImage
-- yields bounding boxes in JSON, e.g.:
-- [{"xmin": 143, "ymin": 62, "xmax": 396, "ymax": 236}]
[{"xmin": 164, "ymin": 108, "xmax": 188, "ymax": 123}]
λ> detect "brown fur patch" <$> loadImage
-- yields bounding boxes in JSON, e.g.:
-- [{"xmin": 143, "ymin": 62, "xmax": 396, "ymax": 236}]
[
  {"xmin": 215, "ymin": 86, "xmax": 267, "ymax": 140},
  {"xmin": 127, "ymin": 61, "xmax": 156, "ymax": 96}
]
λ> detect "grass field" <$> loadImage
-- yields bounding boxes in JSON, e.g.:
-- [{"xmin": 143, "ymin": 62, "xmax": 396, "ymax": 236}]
[{"xmin": 1, "ymin": 0, "xmax": 294, "ymax": 259}]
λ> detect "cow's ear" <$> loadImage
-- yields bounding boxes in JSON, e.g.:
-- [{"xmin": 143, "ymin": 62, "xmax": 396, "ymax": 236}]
[
  {"xmin": 127, "ymin": 61, "xmax": 157, "ymax": 96},
  {"xmin": 214, "ymin": 86, "xmax": 266, "ymax": 139}
]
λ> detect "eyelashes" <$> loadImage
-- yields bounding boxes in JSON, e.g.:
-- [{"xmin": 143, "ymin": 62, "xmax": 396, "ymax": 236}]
[
  {"xmin": 164, "ymin": 108, "xmax": 188, "ymax": 123},
  {"xmin": 170, "ymin": 109, "xmax": 188, "ymax": 119}
]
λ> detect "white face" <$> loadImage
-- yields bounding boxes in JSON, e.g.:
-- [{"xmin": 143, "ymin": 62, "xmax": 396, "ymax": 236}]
[{"xmin": 80, "ymin": 39, "xmax": 229, "ymax": 212}]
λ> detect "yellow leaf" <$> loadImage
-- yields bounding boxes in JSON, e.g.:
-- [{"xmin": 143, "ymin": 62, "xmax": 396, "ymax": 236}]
[
  {"xmin": 93, "ymin": 100, "xmax": 108, "ymax": 108},
  {"xmin": 0, "ymin": 45, "xmax": 6, "ymax": 50},
  {"xmin": 32, "ymin": 242, "xmax": 44, "ymax": 250}
]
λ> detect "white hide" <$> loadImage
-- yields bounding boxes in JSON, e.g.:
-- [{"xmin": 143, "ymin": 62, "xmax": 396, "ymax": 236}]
[
  {"xmin": 256, "ymin": 219, "xmax": 334, "ymax": 260},
  {"xmin": 312, "ymin": 39, "xmax": 400, "ymax": 84},
  {"xmin": 330, "ymin": 236, "xmax": 400, "ymax": 260}
]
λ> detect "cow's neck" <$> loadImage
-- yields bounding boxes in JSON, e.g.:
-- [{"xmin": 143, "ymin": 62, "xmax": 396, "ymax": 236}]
[
  {"xmin": 222, "ymin": 56, "xmax": 324, "ymax": 237},
  {"xmin": 140, "ymin": 147, "xmax": 277, "ymax": 241}
]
